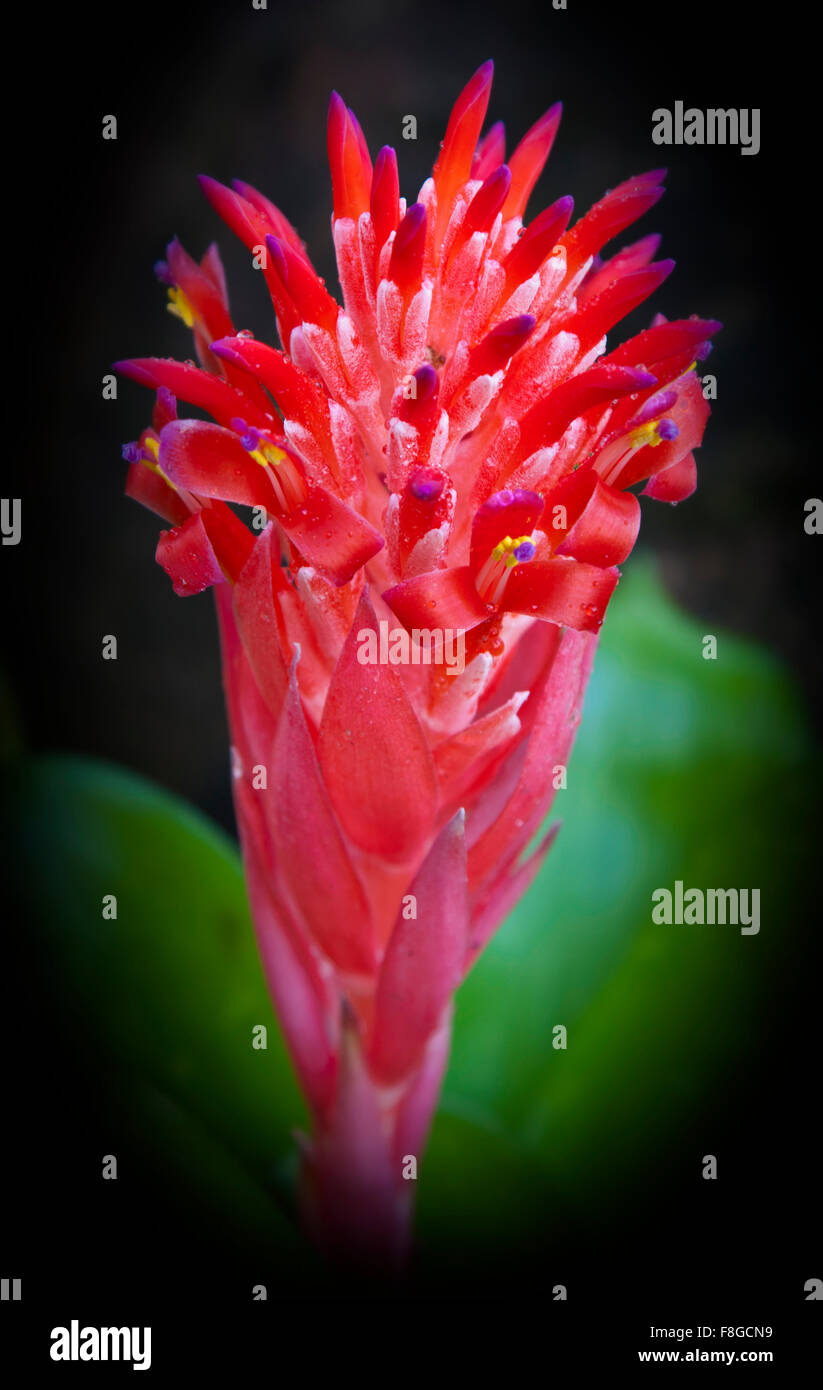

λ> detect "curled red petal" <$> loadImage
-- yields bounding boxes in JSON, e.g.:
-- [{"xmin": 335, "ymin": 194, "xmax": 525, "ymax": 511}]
[
  {"xmin": 503, "ymin": 556, "xmax": 619, "ymax": 631},
  {"xmin": 317, "ymin": 590, "xmax": 439, "ymax": 861},
  {"xmin": 158, "ymin": 418, "xmax": 277, "ymax": 508},
  {"xmin": 156, "ymin": 510, "xmax": 227, "ymax": 595},
  {"xmin": 383, "ymin": 566, "xmax": 489, "ymax": 636},
  {"xmin": 643, "ymin": 450, "xmax": 698, "ymax": 502},
  {"xmin": 282, "ymin": 485, "xmax": 384, "ymax": 586},
  {"xmin": 550, "ymin": 470, "xmax": 642, "ymax": 567}
]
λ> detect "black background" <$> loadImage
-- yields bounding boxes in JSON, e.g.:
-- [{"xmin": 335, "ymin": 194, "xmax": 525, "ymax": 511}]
[{"xmin": 2, "ymin": 0, "xmax": 820, "ymax": 1370}]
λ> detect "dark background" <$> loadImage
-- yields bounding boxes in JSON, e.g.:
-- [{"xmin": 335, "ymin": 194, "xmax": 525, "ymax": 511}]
[{"xmin": 3, "ymin": 0, "xmax": 820, "ymax": 1367}]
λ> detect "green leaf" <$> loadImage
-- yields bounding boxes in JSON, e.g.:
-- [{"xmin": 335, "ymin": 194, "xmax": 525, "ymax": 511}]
[{"xmin": 4, "ymin": 753, "xmax": 307, "ymax": 1246}]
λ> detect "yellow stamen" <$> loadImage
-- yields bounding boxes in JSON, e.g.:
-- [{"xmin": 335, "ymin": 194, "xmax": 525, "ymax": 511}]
[
  {"xmin": 628, "ymin": 419, "xmax": 664, "ymax": 450},
  {"xmin": 491, "ymin": 534, "xmax": 533, "ymax": 567},
  {"xmin": 249, "ymin": 442, "xmax": 288, "ymax": 469},
  {"xmin": 167, "ymin": 286, "xmax": 195, "ymax": 328}
]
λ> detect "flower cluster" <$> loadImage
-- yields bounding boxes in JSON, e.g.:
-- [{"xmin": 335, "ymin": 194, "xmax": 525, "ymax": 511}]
[{"xmin": 118, "ymin": 62, "xmax": 718, "ymax": 1264}]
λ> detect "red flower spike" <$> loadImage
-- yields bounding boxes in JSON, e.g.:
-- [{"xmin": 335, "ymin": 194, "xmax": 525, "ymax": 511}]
[
  {"xmin": 561, "ymin": 172, "xmax": 666, "ymax": 277},
  {"xmin": 501, "ymin": 102, "xmax": 563, "ymax": 220},
  {"xmin": 388, "ymin": 202, "xmax": 427, "ymax": 296},
  {"xmin": 462, "ymin": 164, "xmax": 512, "ymax": 237},
  {"xmin": 500, "ymin": 195, "xmax": 575, "ymax": 298},
  {"xmin": 468, "ymin": 313, "xmax": 536, "ymax": 377},
  {"xmin": 513, "ymin": 363, "xmax": 658, "ymax": 469},
  {"xmin": 370, "ymin": 146, "xmax": 400, "ymax": 256},
  {"xmin": 472, "ymin": 119, "xmax": 506, "ymax": 179},
  {"xmin": 432, "ymin": 60, "xmax": 495, "ymax": 246},
  {"xmin": 327, "ymin": 92, "xmax": 372, "ymax": 222},
  {"xmin": 265, "ymin": 235, "xmax": 340, "ymax": 332},
  {"xmin": 115, "ymin": 357, "xmax": 275, "ymax": 431},
  {"xmin": 118, "ymin": 65, "xmax": 718, "ymax": 1268},
  {"xmin": 231, "ymin": 179, "xmax": 310, "ymax": 260}
]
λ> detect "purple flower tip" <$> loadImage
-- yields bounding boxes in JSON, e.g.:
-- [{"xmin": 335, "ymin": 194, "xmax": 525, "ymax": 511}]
[
  {"xmin": 265, "ymin": 235, "xmax": 289, "ymax": 284},
  {"xmin": 695, "ymin": 340, "xmax": 713, "ymax": 361}
]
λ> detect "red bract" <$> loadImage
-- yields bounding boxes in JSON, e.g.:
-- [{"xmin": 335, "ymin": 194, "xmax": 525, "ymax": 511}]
[{"xmin": 117, "ymin": 63, "xmax": 719, "ymax": 1267}]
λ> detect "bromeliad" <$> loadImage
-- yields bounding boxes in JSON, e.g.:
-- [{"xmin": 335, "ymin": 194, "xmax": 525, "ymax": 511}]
[{"xmin": 117, "ymin": 61, "xmax": 719, "ymax": 1267}]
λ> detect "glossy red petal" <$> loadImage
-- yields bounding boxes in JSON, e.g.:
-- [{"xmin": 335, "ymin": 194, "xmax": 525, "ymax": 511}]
[
  {"xmin": 469, "ymin": 487, "xmax": 545, "ymax": 574},
  {"xmin": 233, "ymin": 524, "xmax": 290, "ymax": 716},
  {"xmin": 472, "ymin": 120, "xmax": 506, "ymax": 178},
  {"xmin": 561, "ymin": 172, "xmax": 665, "ymax": 275},
  {"xmin": 501, "ymin": 102, "xmax": 563, "ymax": 220},
  {"xmin": 125, "ymin": 460, "xmax": 190, "ymax": 526},
  {"xmin": 433, "ymin": 61, "xmax": 494, "ymax": 244},
  {"xmin": 369, "ymin": 811, "xmax": 468, "ymax": 1084},
  {"xmin": 156, "ymin": 511, "xmax": 226, "ymax": 595},
  {"xmin": 327, "ymin": 92, "xmax": 371, "ymax": 221},
  {"xmin": 115, "ymin": 357, "xmax": 275, "ymax": 430},
  {"xmin": 281, "ymin": 485, "xmax": 384, "ymax": 586},
  {"xmin": 370, "ymin": 146, "xmax": 400, "ymax": 256},
  {"xmin": 317, "ymin": 590, "xmax": 439, "ymax": 861},
  {"xmin": 550, "ymin": 470, "xmax": 642, "ymax": 567},
  {"xmin": 514, "ymin": 363, "xmax": 657, "ymax": 465},
  {"xmin": 643, "ymin": 450, "xmax": 698, "ymax": 502},
  {"xmin": 469, "ymin": 626, "xmax": 596, "ymax": 892},
  {"xmin": 271, "ymin": 667, "xmax": 377, "ymax": 975},
  {"xmin": 503, "ymin": 557, "xmax": 619, "ymax": 631},
  {"xmin": 158, "ymin": 418, "xmax": 277, "ymax": 508},
  {"xmin": 383, "ymin": 566, "xmax": 490, "ymax": 636}
]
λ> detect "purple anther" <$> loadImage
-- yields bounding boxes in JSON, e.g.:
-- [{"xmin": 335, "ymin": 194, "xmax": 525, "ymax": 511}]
[
  {"xmin": 695, "ymin": 340, "xmax": 713, "ymax": 361},
  {"xmin": 122, "ymin": 442, "xmax": 141, "ymax": 464},
  {"xmin": 409, "ymin": 467, "xmax": 445, "ymax": 502},
  {"xmin": 657, "ymin": 418, "xmax": 679, "ymax": 441},
  {"xmin": 412, "ymin": 364, "xmax": 439, "ymax": 403},
  {"xmin": 513, "ymin": 540, "xmax": 536, "ymax": 562},
  {"xmin": 153, "ymin": 260, "xmax": 175, "ymax": 287}
]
